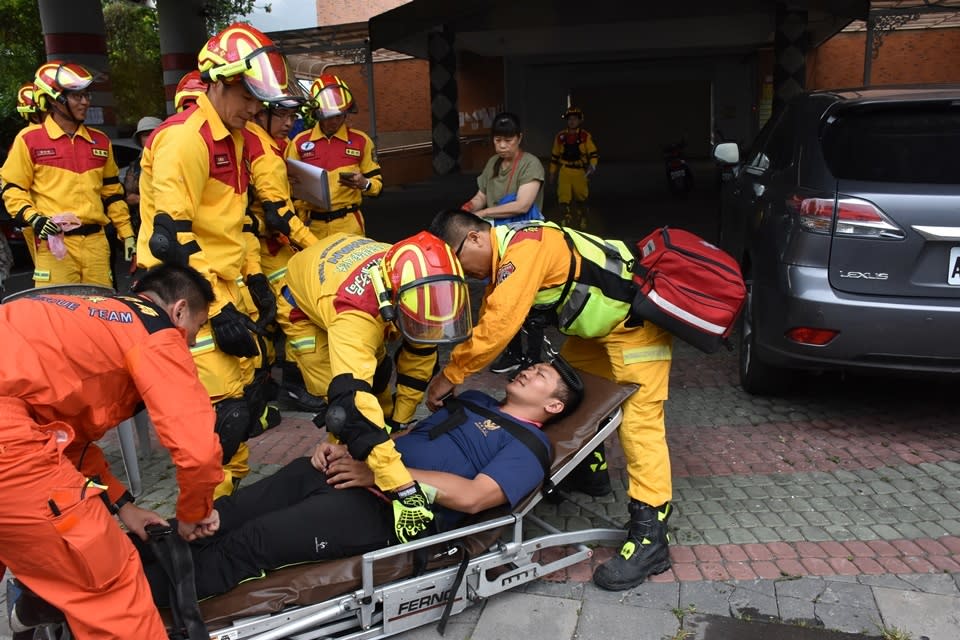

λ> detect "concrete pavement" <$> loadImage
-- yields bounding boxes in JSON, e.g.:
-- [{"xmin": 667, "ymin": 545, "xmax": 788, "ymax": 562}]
[{"xmin": 3, "ymin": 166, "xmax": 960, "ymax": 638}]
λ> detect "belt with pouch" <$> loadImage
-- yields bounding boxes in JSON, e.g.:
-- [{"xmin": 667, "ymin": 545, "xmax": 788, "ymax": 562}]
[{"xmin": 309, "ymin": 205, "xmax": 360, "ymax": 223}]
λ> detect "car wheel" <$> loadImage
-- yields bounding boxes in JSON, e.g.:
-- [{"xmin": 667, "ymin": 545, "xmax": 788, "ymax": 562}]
[{"xmin": 739, "ymin": 279, "xmax": 791, "ymax": 395}]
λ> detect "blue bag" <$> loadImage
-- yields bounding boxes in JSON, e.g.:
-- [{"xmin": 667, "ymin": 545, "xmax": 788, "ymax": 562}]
[{"xmin": 491, "ymin": 192, "xmax": 544, "ymax": 227}]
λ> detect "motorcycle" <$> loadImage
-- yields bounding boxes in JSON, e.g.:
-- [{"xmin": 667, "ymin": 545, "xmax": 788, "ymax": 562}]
[{"xmin": 662, "ymin": 140, "xmax": 694, "ymax": 197}]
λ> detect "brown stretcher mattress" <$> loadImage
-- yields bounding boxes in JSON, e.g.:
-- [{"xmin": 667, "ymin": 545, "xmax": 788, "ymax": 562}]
[{"xmin": 188, "ymin": 372, "xmax": 637, "ymax": 628}]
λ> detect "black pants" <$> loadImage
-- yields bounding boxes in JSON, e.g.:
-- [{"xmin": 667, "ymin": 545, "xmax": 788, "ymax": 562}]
[{"xmin": 143, "ymin": 457, "xmax": 394, "ymax": 602}]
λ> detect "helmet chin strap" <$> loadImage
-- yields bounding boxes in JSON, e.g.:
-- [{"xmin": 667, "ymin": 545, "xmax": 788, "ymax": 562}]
[{"xmin": 53, "ymin": 98, "xmax": 84, "ymax": 130}]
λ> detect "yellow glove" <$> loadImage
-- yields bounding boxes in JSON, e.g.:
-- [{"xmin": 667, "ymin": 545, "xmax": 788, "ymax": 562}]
[{"xmin": 124, "ymin": 236, "xmax": 136, "ymax": 262}]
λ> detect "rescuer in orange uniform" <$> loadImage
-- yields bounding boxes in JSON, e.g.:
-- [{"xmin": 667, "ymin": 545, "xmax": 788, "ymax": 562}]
[
  {"xmin": 0, "ymin": 263, "xmax": 224, "ymax": 639},
  {"xmin": 286, "ymin": 74, "xmax": 382, "ymax": 240},
  {"xmin": 1, "ymin": 63, "xmax": 135, "ymax": 288},
  {"xmin": 136, "ymin": 24, "xmax": 296, "ymax": 498},
  {"xmin": 276, "ymin": 230, "xmax": 472, "ymax": 542}
]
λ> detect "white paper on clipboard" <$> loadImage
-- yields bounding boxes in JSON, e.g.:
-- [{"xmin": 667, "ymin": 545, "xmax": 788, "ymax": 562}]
[{"xmin": 285, "ymin": 158, "xmax": 331, "ymax": 210}]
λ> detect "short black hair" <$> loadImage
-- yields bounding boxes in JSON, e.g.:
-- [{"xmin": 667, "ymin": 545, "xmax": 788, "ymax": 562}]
[
  {"xmin": 548, "ymin": 357, "xmax": 584, "ymax": 422},
  {"xmin": 491, "ymin": 111, "xmax": 522, "ymax": 138},
  {"xmin": 428, "ymin": 209, "xmax": 491, "ymax": 247},
  {"xmin": 131, "ymin": 264, "xmax": 215, "ymax": 312}
]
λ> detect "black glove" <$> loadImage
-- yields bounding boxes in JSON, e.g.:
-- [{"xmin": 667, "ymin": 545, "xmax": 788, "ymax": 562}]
[
  {"xmin": 26, "ymin": 213, "xmax": 61, "ymax": 240},
  {"xmin": 262, "ymin": 200, "xmax": 292, "ymax": 237},
  {"xmin": 388, "ymin": 482, "xmax": 436, "ymax": 544},
  {"xmin": 210, "ymin": 303, "xmax": 259, "ymax": 358},
  {"xmin": 246, "ymin": 273, "xmax": 277, "ymax": 330}
]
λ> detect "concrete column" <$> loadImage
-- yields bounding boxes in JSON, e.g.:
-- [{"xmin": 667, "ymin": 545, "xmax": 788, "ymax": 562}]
[
  {"xmin": 38, "ymin": 0, "xmax": 115, "ymax": 134},
  {"xmin": 428, "ymin": 25, "xmax": 461, "ymax": 176},
  {"xmin": 773, "ymin": 2, "xmax": 808, "ymax": 118},
  {"xmin": 156, "ymin": 0, "xmax": 208, "ymax": 115}
]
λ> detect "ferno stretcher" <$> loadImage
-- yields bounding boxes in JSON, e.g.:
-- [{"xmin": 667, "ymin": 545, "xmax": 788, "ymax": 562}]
[{"xmin": 186, "ymin": 371, "xmax": 635, "ymax": 640}]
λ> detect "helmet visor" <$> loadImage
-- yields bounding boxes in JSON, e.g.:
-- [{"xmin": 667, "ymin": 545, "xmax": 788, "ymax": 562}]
[
  {"xmin": 396, "ymin": 277, "xmax": 472, "ymax": 345},
  {"xmin": 55, "ymin": 64, "xmax": 93, "ymax": 92},
  {"xmin": 242, "ymin": 49, "xmax": 294, "ymax": 102}
]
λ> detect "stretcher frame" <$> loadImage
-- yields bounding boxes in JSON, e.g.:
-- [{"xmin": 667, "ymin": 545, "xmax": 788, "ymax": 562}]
[{"xmin": 194, "ymin": 372, "xmax": 636, "ymax": 640}]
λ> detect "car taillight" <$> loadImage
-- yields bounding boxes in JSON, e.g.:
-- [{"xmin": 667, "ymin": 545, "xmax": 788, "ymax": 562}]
[
  {"xmin": 786, "ymin": 327, "xmax": 839, "ymax": 346},
  {"xmin": 788, "ymin": 194, "xmax": 905, "ymax": 240}
]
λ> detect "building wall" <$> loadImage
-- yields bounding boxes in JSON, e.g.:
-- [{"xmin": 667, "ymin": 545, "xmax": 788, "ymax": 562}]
[
  {"xmin": 314, "ymin": 0, "xmax": 407, "ymax": 25},
  {"xmin": 808, "ymin": 27, "xmax": 960, "ymax": 89}
]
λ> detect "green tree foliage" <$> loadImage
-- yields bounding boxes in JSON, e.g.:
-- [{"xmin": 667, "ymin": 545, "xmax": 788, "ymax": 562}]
[
  {"xmin": 203, "ymin": 0, "xmax": 264, "ymax": 34},
  {"xmin": 0, "ymin": 0, "xmax": 44, "ymax": 148},
  {"xmin": 103, "ymin": 0, "xmax": 164, "ymax": 133}
]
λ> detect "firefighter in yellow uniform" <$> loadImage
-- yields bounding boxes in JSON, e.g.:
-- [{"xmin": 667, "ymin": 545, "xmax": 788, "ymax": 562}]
[
  {"xmin": 10, "ymin": 83, "xmax": 45, "ymax": 267},
  {"xmin": 2, "ymin": 63, "xmax": 135, "ymax": 288},
  {"xmin": 548, "ymin": 107, "xmax": 598, "ymax": 231},
  {"xmin": 427, "ymin": 210, "xmax": 673, "ymax": 592},
  {"xmin": 137, "ymin": 24, "xmax": 295, "ymax": 498},
  {"xmin": 277, "ymin": 230, "xmax": 472, "ymax": 542},
  {"xmin": 286, "ymin": 75, "xmax": 382, "ymax": 240}
]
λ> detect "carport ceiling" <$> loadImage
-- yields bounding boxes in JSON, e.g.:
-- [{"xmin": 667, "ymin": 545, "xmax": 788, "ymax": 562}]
[{"xmin": 369, "ymin": 0, "xmax": 869, "ymax": 59}]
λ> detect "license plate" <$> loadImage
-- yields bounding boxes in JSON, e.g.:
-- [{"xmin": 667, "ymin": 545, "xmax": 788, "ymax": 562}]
[{"xmin": 949, "ymin": 247, "xmax": 960, "ymax": 285}]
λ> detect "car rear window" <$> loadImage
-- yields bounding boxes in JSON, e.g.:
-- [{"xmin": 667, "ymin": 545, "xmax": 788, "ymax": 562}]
[{"xmin": 821, "ymin": 103, "xmax": 960, "ymax": 184}]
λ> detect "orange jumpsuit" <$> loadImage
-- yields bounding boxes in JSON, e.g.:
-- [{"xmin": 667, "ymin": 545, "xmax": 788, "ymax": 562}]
[
  {"xmin": 443, "ymin": 225, "xmax": 674, "ymax": 508},
  {"xmin": 1, "ymin": 116, "xmax": 133, "ymax": 287},
  {"xmin": 0, "ymin": 293, "xmax": 222, "ymax": 640},
  {"xmin": 285, "ymin": 122, "xmax": 382, "ymax": 240},
  {"xmin": 277, "ymin": 233, "xmax": 436, "ymax": 491}
]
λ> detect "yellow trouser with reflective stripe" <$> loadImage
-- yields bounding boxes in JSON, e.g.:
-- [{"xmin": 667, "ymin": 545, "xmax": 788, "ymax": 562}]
[
  {"xmin": 560, "ymin": 320, "xmax": 673, "ymax": 507},
  {"xmin": 33, "ymin": 231, "xmax": 112, "ymax": 288}
]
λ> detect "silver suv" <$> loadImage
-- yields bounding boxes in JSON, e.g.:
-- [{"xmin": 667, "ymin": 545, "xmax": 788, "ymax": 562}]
[{"xmin": 714, "ymin": 86, "xmax": 960, "ymax": 395}]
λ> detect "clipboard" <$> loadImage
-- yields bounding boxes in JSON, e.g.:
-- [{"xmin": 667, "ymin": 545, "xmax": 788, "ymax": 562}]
[{"xmin": 285, "ymin": 158, "xmax": 331, "ymax": 210}]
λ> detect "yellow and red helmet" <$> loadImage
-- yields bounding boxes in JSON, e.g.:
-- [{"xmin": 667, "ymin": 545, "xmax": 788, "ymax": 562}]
[
  {"xmin": 34, "ymin": 62, "xmax": 93, "ymax": 109},
  {"xmin": 174, "ymin": 70, "xmax": 207, "ymax": 112},
  {"xmin": 16, "ymin": 83, "xmax": 40, "ymax": 120},
  {"xmin": 307, "ymin": 74, "xmax": 357, "ymax": 119},
  {"xmin": 197, "ymin": 22, "xmax": 293, "ymax": 102},
  {"xmin": 379, "ymin": 231, "xmax": 472, "ymax": 344},
  {"xmin": 563, "ymin": 106, "xmax": 584, "ymax": 120}
]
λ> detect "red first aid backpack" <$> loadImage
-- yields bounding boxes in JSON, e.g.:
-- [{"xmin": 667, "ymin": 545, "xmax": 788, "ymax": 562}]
[{"xmin": 626, "ymin": 227, "xmax": 746, "ymax": 353}]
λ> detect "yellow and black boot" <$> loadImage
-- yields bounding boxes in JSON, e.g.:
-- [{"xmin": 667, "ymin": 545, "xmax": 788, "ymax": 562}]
[
  {"xmin": 593, "ymin": 500, "xmax": 673, "ymax": 591},
  {"xmin": 563, "ymin": 442, "xmax": 612, "ymax": 496}
]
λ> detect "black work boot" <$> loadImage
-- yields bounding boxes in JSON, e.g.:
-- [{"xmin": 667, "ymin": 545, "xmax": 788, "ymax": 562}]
[
  {"xmin": 280, "ymin": 362, "xmax": 328, "ymax": 413},
  {"xmin": 7, "ymin": 579, "xmax": 65, "ymax": 632},
  {"xmin": 593, "ymin": 500, "xmax": 673, "ymax": 591},
  {"xmin": 561, "ymin": 443, "xmax": 612, "ymax": 497}
]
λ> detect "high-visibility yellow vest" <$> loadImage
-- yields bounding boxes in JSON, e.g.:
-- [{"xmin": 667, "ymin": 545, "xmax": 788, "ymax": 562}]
[{"xmin": 495, "ymin": 221, "xmax": 637, "ymax": 338}]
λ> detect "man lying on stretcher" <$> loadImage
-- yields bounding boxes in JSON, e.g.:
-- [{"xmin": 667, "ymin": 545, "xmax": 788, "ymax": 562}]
[{"xmin": 137, "ymin": 360, "xmax": 584, "ymax": 604}]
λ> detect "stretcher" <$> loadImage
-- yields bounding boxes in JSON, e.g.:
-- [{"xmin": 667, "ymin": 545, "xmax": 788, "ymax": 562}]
[{"xmin": 185, "ymin": 371, "xmax": 636, "ymax": 640}]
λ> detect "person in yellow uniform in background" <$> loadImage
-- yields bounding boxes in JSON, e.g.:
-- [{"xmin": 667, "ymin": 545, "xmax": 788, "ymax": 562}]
[
  {"xmin": 244, "ymin": 94, "xmax": 326, "ymax": 411},
  {"xmin": 1, "ymin": 63, "xmax": 135, "ymax": 288},
  {"xmin": 137, "ymin": 23, "xmax": 296, "ymax": 498},
  {"xmin": 173, "ymin": 70, "xmax": 207, "ymax": 113},
  {"xmin": 286, "ymin": 74, "xmax": 382, "ymax": 240},
  {"xmin": 548, "ymin": 107, "xmax": 598, "ymax": 231},
  {"xmin": 276, "ymin": 230, "xmax": 472, "ymax": 542},
  {"xmin": 427, "ymin": 210, "xmax": 674, "ymax": 592},
  {"xmin": 10, "ymin": 83, "xmax": 45, "ymax": 267}
]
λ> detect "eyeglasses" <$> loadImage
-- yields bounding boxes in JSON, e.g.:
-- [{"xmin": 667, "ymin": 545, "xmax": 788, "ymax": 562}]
[
  {"xmin": 455, "ymin": 231, "xmax": 471, "ymax": 258},
  {"xmin": 66, "ymin": 91, "xmax": 92, "ymax": 103}
]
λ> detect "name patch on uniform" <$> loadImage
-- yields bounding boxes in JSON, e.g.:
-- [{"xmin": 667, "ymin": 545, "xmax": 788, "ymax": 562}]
[
  {"xmin": 34, "ymin": 148, "xmax": 56, "ymax": 158},
  {"xmin": 92, "ymin": 148, "xmax": 108, "ymax": 158},
  {"xmin": 345, "ymin": 148, "xmax": 361, "ymax": 157},
  {"xmin": 496, "ymin": 261, "xmax": 516, "ymax": 285},
  {"xmin": 214, "ymin": 154, "xmax": 230, "ymax": 167}
]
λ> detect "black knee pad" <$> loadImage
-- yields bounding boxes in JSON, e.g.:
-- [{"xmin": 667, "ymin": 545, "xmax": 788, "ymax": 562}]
[
  {"xmin": 323, "ymin": 373, "xmax": 389, "ymax": 461},
  {"xmin": 214, "ymin": 398, "xmax": 250, "ymax": 464}
]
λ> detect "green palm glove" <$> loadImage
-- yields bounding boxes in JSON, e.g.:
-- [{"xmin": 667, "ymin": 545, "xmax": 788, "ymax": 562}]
[{"xmin": 390, "ymin": 482, "xmax": 435, "ymax": 544}]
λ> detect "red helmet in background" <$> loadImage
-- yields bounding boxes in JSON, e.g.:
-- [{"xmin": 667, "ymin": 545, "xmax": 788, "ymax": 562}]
[
  {"xmin": 377, "ymin": 231, "xmax": 472, "ymax": 345},
  {"xmin": 175, "ymin": 70, "xmax": 207, "ymax": 112},
  {"xmin": 197, "ymin": 23, "xmax": 292, "ymax": 103},
  {"xmin": 34, "ymin": 62, "xmax": 93, "ymax": 110},
  {"xmin": 16, "ymin": 83, "xmax": 40, "ymax": 121},
  {"xmin": 307, "ymin": 74, "xmax": 357, "ymax": 119}
]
